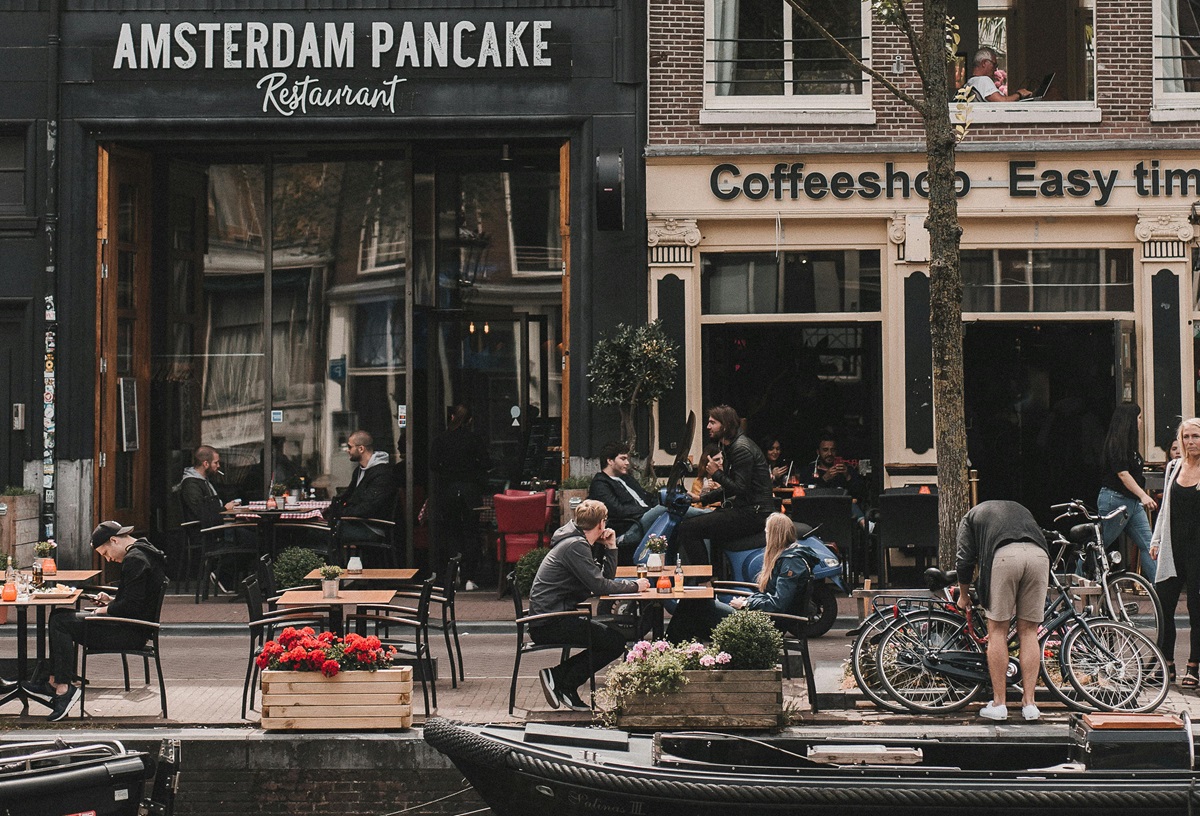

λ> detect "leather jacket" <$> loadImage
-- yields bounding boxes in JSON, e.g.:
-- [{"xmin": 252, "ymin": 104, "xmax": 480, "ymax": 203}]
[{"xmin": 701, "ymin": 430, "xmax": 774, "ymax": 511}]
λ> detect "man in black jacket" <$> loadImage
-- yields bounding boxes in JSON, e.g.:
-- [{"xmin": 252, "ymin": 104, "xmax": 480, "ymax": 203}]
[
  {"xmin": 430, "ymin": 405, "xmax": 491, "ymax": 589},
  {"xmin": 324, "ymin": 430, "xmax": 400, "ymax": 563},
  {"xmin": 588, "ymin": 442, "xmax": 664, "ymax": 560},
  {"xmin": 179, "ymin": 445, "xmax": 239, "ymax": 529},
  {"xmin": 671, "ymin": 405, "xmax": 773, "ymax": 574},
  {"xmin": 38, "ymin": 521, "xmax": 168, "ymax": 721}
]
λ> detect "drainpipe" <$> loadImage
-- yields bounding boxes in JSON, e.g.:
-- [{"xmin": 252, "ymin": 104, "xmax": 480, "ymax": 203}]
[{"xmin": 41, "ymin": 0, "xmax": 61, "ymax": 540}]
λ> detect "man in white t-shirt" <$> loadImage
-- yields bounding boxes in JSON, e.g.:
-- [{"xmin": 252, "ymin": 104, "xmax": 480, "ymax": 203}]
[{"xmin": 965, "ymin": 48, "xmax": 1032, "ymax": 102}]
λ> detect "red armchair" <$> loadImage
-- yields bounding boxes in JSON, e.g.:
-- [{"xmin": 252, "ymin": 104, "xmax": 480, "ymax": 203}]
[{"xmin": 494, "ymin": 492, "xmax": 549, "ymax": 597}]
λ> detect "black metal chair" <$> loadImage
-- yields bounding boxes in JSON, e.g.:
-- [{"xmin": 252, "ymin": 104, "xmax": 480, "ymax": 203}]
[
  {"xmin": 332, "ymin": 514, "xmax": 398, "ymax": 568},
  {"xmin": 506, "ymin": 571, "xmax": 595, "ymax": 715},
  {"xmin": 875, "ymin": 489, "xmax": 939, "ymax": 587},
  {"xmin": 79, "ymin": 577, "xmax": 170, "ymax": 718},
  {"xmin": 787, "ymin": 489, "xmax": 858, "ymax": 582},
  {"xmin": 239, "ymin": 575, "xmax": 331, "ymax": 719},
  {"xmin": 346, "ymin": 578, "xmax": 438, "ymax": 716},
  {"xmin": 429, "ymin": 555, "xmax": 466, "ymax": 689},
  {"xmin": 193, "ymin": 521, "xmax": 260, "ymax": 603},
  {"xmin": 711, "ymin": 581, "xmax": 818, "ymax": 712}
]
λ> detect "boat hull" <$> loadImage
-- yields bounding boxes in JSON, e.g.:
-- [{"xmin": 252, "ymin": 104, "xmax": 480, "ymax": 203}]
[
  {"xmin": 424, "ymin": 718, "xmax": 1200, "ymax": 816},
  {"xmin": 0, "ymin": 739, "xmax": 156, "ymax": 816}
]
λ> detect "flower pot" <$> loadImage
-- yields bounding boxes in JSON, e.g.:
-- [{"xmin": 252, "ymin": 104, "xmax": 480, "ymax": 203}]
[
  {"xmin": 321, "ymin": 579, "xmax": 339, "ymax": 599},
  {"xmin": 645, "ymin": 553, "xmax": 663, "ymax": 573},
  {"xmin": 260, "ymin": 666, "xmax": 413, "ymax": 730},
  {"xmin": 613, "ymin": 668, "xmax": 783, "ymax": 730}
]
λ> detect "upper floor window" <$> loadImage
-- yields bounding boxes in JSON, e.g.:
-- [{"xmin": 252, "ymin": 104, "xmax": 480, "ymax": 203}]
[
  {"xmin": 705, "ymin": 0, "xmax": 870, "ymax": 115},
  {"xmin": 961, "ymin": 248, "xmax": 1132, "ymax": 313},
  {"xmin": 701, "ymin": 250, "xmax": 881, "ymax": 315},
  {"xmin": 0, "ymin": 135, "xmax": 27, "ymax": 214},
  {"xmin": 1159, "ymin": 1, "xmax": 1200, "ymax": 99}
]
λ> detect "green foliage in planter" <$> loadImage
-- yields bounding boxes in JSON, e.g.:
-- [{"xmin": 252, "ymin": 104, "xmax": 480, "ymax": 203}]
[
  {"xmin": 514, "ymin": 547, "xmax": 550, "ymax": 597},
  {"xmin": 273, "ymin": 547, "xmax": 326, "ymax": 591},
  {"xmin": 0, "ymin": 485, "xmax": 35, "ymax": 496},
  {"xmin": 710, "ymin": 610, "xmax": 783, "ymax": 670},
  {"xmin": 559, "ymin": 475, "xmax": 593, "ymax": 490}
]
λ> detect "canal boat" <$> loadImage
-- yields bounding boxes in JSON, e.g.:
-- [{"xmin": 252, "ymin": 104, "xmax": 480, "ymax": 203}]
[
  {"xmin": 425, "ymin": 714, "xmax": 1200, "ymax": 815},
  {"xmin": 0, "ymin": 737, "xmax": 177, "ymax": 816}
]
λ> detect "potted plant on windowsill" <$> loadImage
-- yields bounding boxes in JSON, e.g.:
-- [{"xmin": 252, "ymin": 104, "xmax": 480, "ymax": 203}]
[
  {"xmin": 256, "ymin": 625, "xmax": 412, "ymax": 730},
  {"xmin": 601, "ymin": 611, "xmax": 785, "ymax": 730},
  {"xmin": 319, "ymin": 564, "xmax": 344, "ymax": 598}
]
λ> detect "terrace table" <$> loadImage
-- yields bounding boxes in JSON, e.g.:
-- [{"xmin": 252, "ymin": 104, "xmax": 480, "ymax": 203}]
[
  {"xmin": 275, "ymin": 588, "xmax": 397, "ymax": 636},
  {"xmin": 0, "ymin": 588, "xmax": 83, "ymax": 712},
  {"xmin": 303, "ymin": 568, "xmax": 417, "ymax": 584},
  {"xmin": 229, "ymin": 500, "xmax": 332, "ymax": 556},
  {"xmin": 601, "ymin": 585, "xmax": 714, "ymax": 640}
]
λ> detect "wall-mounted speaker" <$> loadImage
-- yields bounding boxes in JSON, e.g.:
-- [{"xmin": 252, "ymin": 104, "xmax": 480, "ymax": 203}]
[{"xmin": 595, "ymin": 150, "xmax": 624, "ymax": 231}]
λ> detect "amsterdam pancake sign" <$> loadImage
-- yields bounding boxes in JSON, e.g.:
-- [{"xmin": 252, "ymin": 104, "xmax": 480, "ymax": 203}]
[
  {"xmin": 108, "ymin": 19, "xmax": 562, "ymax": 116},
  {"xmin": 710, "ymin": 160, "xmax": 1200, "ymax": 207}
]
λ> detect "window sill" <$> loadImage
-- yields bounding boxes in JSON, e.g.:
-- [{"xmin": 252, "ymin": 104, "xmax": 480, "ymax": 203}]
[
  {"xmin": 1150, "ymin": 105, "xmax": 1200, "ymax": 122},
  {"xmin": 952, "ymin": 102, "xmax": 1101, "ymax": 124},
  {"xmin": 700, "ymin": 108, "xmax": 876, "ymax": 126}
]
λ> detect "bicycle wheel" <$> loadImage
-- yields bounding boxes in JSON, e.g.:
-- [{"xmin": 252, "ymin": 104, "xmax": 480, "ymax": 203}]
[
  {"xmin": 875, "ymin": 610, "xmax": 984, "ymax": 714},
  {"xmin": 1103, "ymin": 573, "xmax": 1163, "ymax": 644},
  {"xmin": 850, "ymin": 611, "xmax": 911, "ymax": 714},
  {"xmin": 1062, "ymin": 619, "xmax": 1169, "ymax": 712},
  {"xmin": 1038, "ymin": 621, "xmax": 1094, "ymax": 712}
]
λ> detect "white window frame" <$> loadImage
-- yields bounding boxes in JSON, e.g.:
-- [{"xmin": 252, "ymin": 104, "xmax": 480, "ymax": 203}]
[
  {"xmin": 1153, "ymin": 0, "xmax": 1200, "ymax": 120},
  {"xmin": 701, "ymin": 0, "xmax": 875, "ymax": 125}
]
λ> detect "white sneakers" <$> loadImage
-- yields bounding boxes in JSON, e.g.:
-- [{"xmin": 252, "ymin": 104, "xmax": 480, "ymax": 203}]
[
  {"xmin": 979, "ymin": 702, "xmax": 1041, "ymax": 722},
  {"xmin": 978, "ymin": 702, "xmax": 1008, "ymax": 721}
]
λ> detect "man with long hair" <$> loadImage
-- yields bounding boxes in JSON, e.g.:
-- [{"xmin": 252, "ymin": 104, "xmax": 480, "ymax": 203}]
[{"xmin": 671, "ymin": 405, "xmax": 773, "ymax": 576}]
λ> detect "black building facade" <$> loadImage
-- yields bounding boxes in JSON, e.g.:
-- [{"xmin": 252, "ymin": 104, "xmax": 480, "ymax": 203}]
[{"xmin": 0, "ymin": 0, "xmax": 647, "ymax": 565}]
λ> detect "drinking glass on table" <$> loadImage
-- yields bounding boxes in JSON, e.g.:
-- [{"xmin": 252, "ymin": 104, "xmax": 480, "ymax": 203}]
[{"xmin": 16, "ymin": 572, "xmax": 31, "ymax": 602}]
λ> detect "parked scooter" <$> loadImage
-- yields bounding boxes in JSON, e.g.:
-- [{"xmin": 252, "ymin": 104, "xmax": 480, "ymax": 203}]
[{"xmin": 792, "ymin": 524, "xmax": 846, "ymax": 638}]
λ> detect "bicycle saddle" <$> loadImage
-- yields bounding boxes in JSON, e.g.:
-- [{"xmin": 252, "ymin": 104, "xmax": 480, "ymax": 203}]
[{"xmin": 924, "ymin": 567, "xmax": 958, "ymax": 591}]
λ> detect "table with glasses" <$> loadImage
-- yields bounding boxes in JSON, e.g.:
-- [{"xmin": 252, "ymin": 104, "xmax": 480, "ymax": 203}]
[
  {"xmin": 274, "ymin": 588, "xmax": 397, "ymax": 635},
  {"xmin": 229, "ymin": 500, "xmax": 332, "ymax": 556},
  {"xmin": 0, "ymin": 569, "xmax": 99, "ymax": 711},
  {"xmin": 601, "ymin": 579, "xmax": 714, "ymax": 640}
]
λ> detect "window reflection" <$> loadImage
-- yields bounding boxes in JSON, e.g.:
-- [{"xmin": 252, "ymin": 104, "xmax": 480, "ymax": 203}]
[{"xmin": 701, "ymin": 250, "xmax": 881, "ymax": 314}]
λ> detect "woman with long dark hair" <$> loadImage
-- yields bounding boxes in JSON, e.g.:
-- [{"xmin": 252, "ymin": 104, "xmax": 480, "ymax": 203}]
[
  {"xmin": 1097, "ymin": 403, "xmax": 1157, "ymax": 580},
  {"xmin": 1152, "ymin": 417, "xmax": 1200, "ymax": 687},
  {"xmin": 761, "ymin": 436, "xmax": 792, "ymax": 488}
]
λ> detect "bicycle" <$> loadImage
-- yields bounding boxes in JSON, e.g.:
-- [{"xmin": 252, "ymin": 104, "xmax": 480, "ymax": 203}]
[
  {"xmin": 873, "ymin": 546, "xmax": 1169, "ymax": 714},
  {"xmin": 1052, "ymin": 499, "xmax": 1163, "ymax": 643}
]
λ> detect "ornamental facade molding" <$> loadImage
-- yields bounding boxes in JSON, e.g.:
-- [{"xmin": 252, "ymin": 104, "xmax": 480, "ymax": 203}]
[
  {"xmin": 647, "ymin": 218, "xmax": 701, "ymax": 247},
  {"xmin": 887, "ymin": 214, "xmax": 906, "ymax": 246},
  {"xmin": 1135, "ymin": 213, "xmax": 1194, "ymax": 244}
]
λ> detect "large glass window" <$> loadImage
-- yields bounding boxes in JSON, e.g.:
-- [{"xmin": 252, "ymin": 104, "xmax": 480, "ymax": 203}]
[
  {"xmin": 1160, "ymin": 0, "xmax": 1200, "ymax": 94},
  {"xmin": 0, "ymin": 135, "xmax": 25, "ymax": 213},
  {"xmin": 701, "ymin": 250, "xmax": 881, "ymax": 315},
  {"xmin": 706, "ymin": 0, "xmax": 868, "ymax": 110},
  {"xmin": 962, "ymin": 248, "xmax": 1133, "ymax": 312}
]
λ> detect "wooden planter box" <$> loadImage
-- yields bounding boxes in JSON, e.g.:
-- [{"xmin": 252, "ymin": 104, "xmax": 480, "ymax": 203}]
[
  {"xmin": 615, "ymin": 668, "xmax": 783, "ymax": 730},
  {"xmin": 0, "ymin": 494, "xmax": 40, "ymax": 566},
  {"xmin": 261, "ymin": 666, "xmax": 413, "ymax": 731}
]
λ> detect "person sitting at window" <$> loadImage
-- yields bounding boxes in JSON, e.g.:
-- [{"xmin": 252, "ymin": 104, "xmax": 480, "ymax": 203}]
[
  {"xmin": 965, "ymin": 48, "xmax": 1033, "ymax": 102},
  {"xmin": 806, "ymin": 433, "xmax": 869, "ymax": 528}
]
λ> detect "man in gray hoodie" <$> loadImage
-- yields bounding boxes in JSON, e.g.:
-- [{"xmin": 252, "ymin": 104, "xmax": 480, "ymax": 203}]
[{"xmin": 528, "ymin": 499, "xmax": 650, "ymax": 710}]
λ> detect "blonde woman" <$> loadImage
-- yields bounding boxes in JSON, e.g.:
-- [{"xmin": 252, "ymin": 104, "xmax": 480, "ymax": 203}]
[
  {"xmin": 666, "ymin": 512, "xmax": 812, "ymax": 641},
  {"xmin": 1151, "ymin": 417, "xmax": 1200, "ymax": 687}
]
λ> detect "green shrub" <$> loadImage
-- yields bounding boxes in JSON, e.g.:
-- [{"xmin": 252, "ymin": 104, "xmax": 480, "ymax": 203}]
[
  {"xmin": 273, "ymin": 547, "xmax": 326, "ymax": 591},
  {"xmin": 559, "ymin": 475, "xmax": 593, "ymax": 490},
  {"xmin": 710, "ymin": 610, "xmax": 783, "ymax": 670},
  {"xmin": 514, "ymin": 547, "xmax": 551, "ymax": 596}
]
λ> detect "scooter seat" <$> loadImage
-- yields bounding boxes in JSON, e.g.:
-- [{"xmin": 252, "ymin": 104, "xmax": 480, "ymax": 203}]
[{"xmin": 725, "ymin": 531, "xmax": 765, "ymax": 552}]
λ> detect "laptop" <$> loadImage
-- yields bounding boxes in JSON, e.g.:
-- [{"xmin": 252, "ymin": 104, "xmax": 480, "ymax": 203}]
[{"xmin": 1017, "ymin": 72, "xmax": 1055, "ymax": 101}]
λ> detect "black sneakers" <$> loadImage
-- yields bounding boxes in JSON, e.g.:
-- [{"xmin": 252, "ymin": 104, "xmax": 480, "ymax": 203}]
[
  {"xmin": 23, "ymin": 680, "xmax": 56, "ymax": 704},
  {"xmin": 538, "ymin": 668, "xmax": 560, "ymax": 709},
  {"xmin": 559, "ymin": 688, "xmax": 591, "ymax": 712},
  {"xmin": 47, "ymin": 686, "xmax": 82, "ymax": 722}
]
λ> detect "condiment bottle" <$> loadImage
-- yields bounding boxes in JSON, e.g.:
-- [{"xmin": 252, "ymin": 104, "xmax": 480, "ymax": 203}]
[
  {"xmin": 31, "ymin": 559, "xmax": 43, "ymax": 588},
  {"xmin": 673, "ymin": 556, "xmax": 685, "ymax": 593}
]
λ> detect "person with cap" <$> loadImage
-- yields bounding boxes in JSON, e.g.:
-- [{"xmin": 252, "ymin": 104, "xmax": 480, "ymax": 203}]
[{"xmin": 31, "ymin": 521, "xmax": 168, "ymax": 721}]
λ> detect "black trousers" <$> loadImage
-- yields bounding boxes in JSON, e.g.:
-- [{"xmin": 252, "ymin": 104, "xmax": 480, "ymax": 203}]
[
  {"xmin": 1157, "ymin": 572, "xmax": 1200, "ymax": 665},
  {"xmin": 671, "ymin": 506, "xmax": 769, "ymax": 573},
  {"xmin": 529, "ymin": 616, "xmax": 631, "ymax": 692},
  {"xmin": 432, "ymin": 481, "xmax": 481, "ymax": 583},
  {"xmin": 49, "ymin": 609, "xmax": 148, "ymax": 684}
]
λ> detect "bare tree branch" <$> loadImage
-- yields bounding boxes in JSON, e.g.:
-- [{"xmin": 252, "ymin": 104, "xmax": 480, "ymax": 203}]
[
  {"xmin": 782, "ymin": 0, "xmax": 926, "ymax": 115},
  {"xmin": 891, "ymin": 0, "xmax": 931, "ymax": 88}
]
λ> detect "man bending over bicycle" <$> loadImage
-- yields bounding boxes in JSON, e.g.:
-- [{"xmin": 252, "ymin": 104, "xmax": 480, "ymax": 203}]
[{"xmin": 956, "ymin": 500, "xmax": 1051, "ymax": 722}]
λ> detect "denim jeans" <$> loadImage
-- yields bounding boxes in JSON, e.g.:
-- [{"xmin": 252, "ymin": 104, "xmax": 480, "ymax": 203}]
[{"xmin": 1097, "ymin": 486, "xmax": 1155, "ymax": 580}]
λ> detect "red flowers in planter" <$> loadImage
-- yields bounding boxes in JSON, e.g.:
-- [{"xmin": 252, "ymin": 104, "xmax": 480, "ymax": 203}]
[{"xmin": 255, "ymin": 627, "xmax": 398, "ymax": 678}]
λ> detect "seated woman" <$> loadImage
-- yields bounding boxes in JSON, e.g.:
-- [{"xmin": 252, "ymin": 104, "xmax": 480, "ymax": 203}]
[
  {"xmin": 762, "ymin": 436, "xmax": 793, "ymax": 488},
  {"xmin": 667, "ymin": 512, "xmax": 811, "ymax": 642}
]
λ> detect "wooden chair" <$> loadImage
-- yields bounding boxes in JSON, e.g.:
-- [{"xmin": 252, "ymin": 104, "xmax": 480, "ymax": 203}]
[
  {"xmin": 493, "ymin": 493, "xmax": 549, "ymax": 598},
  {"xmin": 79, "ymin": 576, "xmax": 170, "ymax": 718},
  {"xmin": 507, "ymin": 571, "xmax": 595, "ymax": 715}
]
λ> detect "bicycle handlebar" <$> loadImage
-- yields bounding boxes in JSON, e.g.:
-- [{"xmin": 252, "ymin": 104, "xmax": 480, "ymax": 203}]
[{"xmin": 1051, "ymin": 499, "xmax": 1125, "ymax": 525}]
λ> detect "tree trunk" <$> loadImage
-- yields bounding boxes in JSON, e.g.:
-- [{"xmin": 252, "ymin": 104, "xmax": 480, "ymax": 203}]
[
  {"xmin": 920, "ymin": 0, "xmax": 970, "ymax": 569},
  {"xmin": 619, "ymin": 405, "xmax": 638, "ymax": 457}
]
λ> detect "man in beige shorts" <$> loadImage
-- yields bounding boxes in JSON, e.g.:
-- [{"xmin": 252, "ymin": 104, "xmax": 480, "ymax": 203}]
[{"xmin": 956, "ymin": 500, "xmax": 1050, "ymax": 722}]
